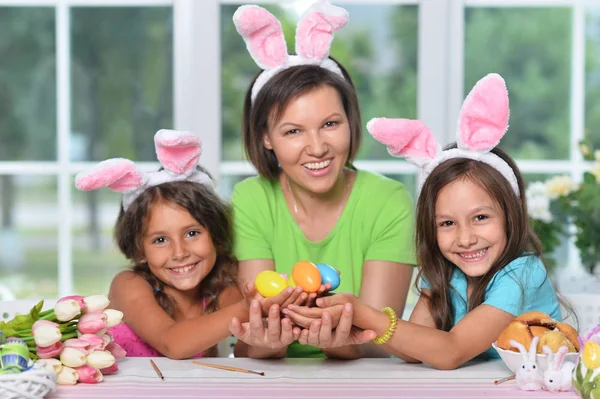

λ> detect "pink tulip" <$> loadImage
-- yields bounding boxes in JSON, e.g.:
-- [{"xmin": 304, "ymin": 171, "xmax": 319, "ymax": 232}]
[
  {"xmin": 105, "ymin": 342, "xmax": 127, "ymax": 359},
  {"xmin": 32, "ymin": 320, "xmax": 61, "ymax": 347},
  {"xmin": 75, "ymin": 365, "xmax": 104, "ymax": 383},
  {"xmin": 64, "ymin": 338, "xmax": 91, "ymax": 354},
  {"xmin": 58, "ymin": 295, "xmax": 86, "ymax": 310},
  {"xmin": 100, "ymin": 362, "xmax": 119, "ymax": 375},
  {"xmin": 98, "ymin": 334, "xmax": 112, "ymax": 349},
  {"xmin": 78, "ymin": 334, "xmax": 106, "ymax": 351},
  {"xmin": 37, "ymin": 341, "xmax": 64, "ymax": 359},
  {"xmin": 77, "ymin": 311, "xmax": 107, "ymax": 334}
]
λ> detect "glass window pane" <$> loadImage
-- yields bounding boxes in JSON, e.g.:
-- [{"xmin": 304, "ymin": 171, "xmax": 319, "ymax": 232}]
[
  {"xmin": 0, "ymin": 8, "xmax": 56, "ymax": 161},
  {"xmin": 465, "ymin": 7, "xmax": 572, "ymax": 160},
  {"xmin": 71, "ymin": 7, "xmax": 173, "ymax": 162},
  {"xmin": 220, "ymin": 3, "xmax": 418, "ymax": 161},
  {"xmin": 0, "ymin": 176, "xmax": 58, "ymax": 299},
  {"xmin": 72, "ymin": 185, "xmax": 127, "ymax": 296},
  {"xmin": 585, "ymin": 8, "xmax": 600, "ymax": 151}
]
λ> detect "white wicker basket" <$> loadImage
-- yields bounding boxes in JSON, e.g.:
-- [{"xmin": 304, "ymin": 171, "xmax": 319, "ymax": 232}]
[{"xmin": 0, "ymin": 367, "xmax": 56, "ymax": 399}]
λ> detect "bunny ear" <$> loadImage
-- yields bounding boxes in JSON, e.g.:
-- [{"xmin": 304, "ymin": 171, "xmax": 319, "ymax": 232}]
[
  {"xmin": 457, "ymin": 73, "xmax": 509, "ymax": 152},
  {"xmin": 509, "ymin": 339, "xmax": 528, "ymax": 358},
  {"xmin": 233, "ymin": 5, "xmax": 288, "ymax": 70},
  {"xmin": 295, "ymin": 0, "xmax": 348, "ymax": 61},
  {"xmin": 553, "ymin": 346, "xmax": 568, "ymax": 370},
  {"xmin": 367, "ymin": 118, "xmax": 440, "ymax": 167},
  {"xmin": 542, "ymin": 345, "xmax": 554, "ymax": 364},
  {"xmin": 75, "ymin": 158, "xmax": 144, "ymax": 192},
  {"xmin": 155, "ymin": 130, "xmax": 202, "ymax": 175},
  {"xmin": 529, "ymin": 336, "xmax": 540, "ymax": 358}
]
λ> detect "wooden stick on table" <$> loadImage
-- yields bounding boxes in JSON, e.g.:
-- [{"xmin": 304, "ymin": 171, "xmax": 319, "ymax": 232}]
[
  {"xmin": 150, "ymin": 359, "xmax": 165, "ymax": 380},
  {"xmin": 192, "ymin": 361, "xmax": 265, "ymax": 376}
]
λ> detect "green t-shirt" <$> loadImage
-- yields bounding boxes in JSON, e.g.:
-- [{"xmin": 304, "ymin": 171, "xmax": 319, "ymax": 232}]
[{"xmin": 232, "ymin": 169, "xmax": 416, "ymax": 357}]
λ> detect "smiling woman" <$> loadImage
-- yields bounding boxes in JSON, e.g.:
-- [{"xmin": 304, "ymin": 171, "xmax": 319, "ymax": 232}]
[{"xmin": 229, "ymin": 2, "xmax": 416, "ymax": 360}]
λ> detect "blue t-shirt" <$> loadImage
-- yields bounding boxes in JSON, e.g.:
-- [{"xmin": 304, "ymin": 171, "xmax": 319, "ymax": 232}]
[{"xmin": 420, "ymin": 255, "xmax": 561, "ymax": 359}]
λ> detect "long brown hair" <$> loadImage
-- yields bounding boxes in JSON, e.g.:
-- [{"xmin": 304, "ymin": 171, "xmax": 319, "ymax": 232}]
[
  {"xmin": 114, "ymin": 179, "xmax": 237, "ymax": 318},
  {"xmin": 415, "ymin": 146, "xmax": 545, "ymax": 331},
  {"xmin": 242, "ymin": 58, "xmax": 362, "ymax": 180}
]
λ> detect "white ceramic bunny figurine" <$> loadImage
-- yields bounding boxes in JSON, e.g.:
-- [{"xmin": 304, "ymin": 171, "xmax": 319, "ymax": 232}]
[
  {"xmin": 510, "ymin": 336, "xmax": 543, "ymax": 391},
  {"xmin": 542, "ymin": 345, "xmax": 575, "ymax": 392}
]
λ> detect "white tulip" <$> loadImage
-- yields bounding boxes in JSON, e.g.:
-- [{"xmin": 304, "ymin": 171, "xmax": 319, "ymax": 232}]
[
  {"xmin": 56, "ymin": 366, "xmax": 79, "ymax": 385},
  {"xmin": 39, "ymin": 358, "xmax": 63, "ymax": 374},
  {"xmin": 83, "ymin": 295, "xmax": 110, "ymax": 312},
  {"xmin": 33, "ymin": 324, "xmax": 62, "ymax": 347},
  {"xmin": 54, "ymin": 299, "xmax": 81, "ymax": 321},
  {"xmin": 60, "ymin": 347, "xmax": 87, "ymax": 368},
  {"xmin": 103, "ymin": 309, "xmax": 124, "ymax": 328},
  {"xmin": 86, "ymin": 350, "xmax": 115, "ymax": 369}
]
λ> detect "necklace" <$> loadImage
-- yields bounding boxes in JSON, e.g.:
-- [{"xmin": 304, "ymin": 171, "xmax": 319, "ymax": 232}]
[{"xmin": 286, "ymin": 169, "xmax": 351, "ymax": 221}]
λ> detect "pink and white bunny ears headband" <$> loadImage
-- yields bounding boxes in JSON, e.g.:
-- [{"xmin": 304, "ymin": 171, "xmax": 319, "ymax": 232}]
[
  {"xmin": 367, "ymin": 73, "xmax": 519, "ymax": 196},
  {"xmin": 233, "ymin": 0, "xmax": 349, "ymax": 103},
  {"xmin": 74, "ymin": 130, "xmax": 213, "ymax": 211}
]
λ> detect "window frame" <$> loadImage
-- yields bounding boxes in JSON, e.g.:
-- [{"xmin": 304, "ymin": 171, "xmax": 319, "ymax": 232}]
[{"xmin": 0, "ymin": 0, "xmax": 592, "ymax": 297}]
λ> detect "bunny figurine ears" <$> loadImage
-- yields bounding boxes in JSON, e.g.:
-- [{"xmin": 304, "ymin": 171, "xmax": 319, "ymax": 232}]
[
  {"xmin": 233, "ymin": 0, "xmax": 348, "ymax": 102},
  {"xmin": 75, "ymin": 130, "xmax": 213, "ymax": 211},
  {"xmin": 367, "ymin": 73, "xmax": 519, "ymax": 196}
]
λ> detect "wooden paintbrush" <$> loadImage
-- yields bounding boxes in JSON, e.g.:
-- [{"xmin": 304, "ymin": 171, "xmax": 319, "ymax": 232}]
[{"xmin": 192, "ymin": 361, "xmax": 264, "ymax": 376}]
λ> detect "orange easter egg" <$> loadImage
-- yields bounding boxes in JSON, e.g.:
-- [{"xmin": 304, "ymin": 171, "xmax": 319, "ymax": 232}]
[{"xmin": 292, "ymin": 261, "xmax": 321, "ymax": 293}]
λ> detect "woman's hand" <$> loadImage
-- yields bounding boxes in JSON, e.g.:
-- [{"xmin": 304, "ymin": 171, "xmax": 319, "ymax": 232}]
[
  {"xmin": 296, "ymin": 303, "xmax": 376, "ymax": 349},
  {"xmin": 230, "ymin": 300, "xmax": 301, "ymax": 350}
]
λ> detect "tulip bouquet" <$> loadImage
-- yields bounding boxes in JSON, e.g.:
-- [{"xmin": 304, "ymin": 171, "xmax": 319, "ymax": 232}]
[
  {"xmin": 0, "ymin": 295, "xmax": 127, "ymax": 385},
  {"xmin": 572, "ymin": 324, "xmax": 600, "ymax": 399}
]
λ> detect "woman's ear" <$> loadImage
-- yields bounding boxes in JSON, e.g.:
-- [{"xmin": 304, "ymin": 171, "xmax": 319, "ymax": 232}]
[{"xmin": 262, "ymin": 132, "xmax": 273, "ymax": 150}]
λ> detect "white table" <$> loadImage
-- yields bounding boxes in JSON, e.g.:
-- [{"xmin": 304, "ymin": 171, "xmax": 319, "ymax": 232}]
[{"xmin": 47, "ymin": 357, "xmax": 581, "ymax": 398}]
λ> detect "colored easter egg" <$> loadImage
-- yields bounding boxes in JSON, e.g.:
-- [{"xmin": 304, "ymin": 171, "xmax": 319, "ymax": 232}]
[
  {"xmin": 287, "ymin": 275, "xmax": 296, "ymax": 288},
  {"xmin": 316, "ymin": 263, "xmax": 340, "ymax": 291},
  {"xmin": 292, "ymin": 261, "xmax": 321, "ymax": 293},
  {"xmin": 1, "ymin": 338, "xmax": 30, "ymax": 371},
  {"xmin": 255, "ymin": 270, "xmax": 288, "ymax": 298}
]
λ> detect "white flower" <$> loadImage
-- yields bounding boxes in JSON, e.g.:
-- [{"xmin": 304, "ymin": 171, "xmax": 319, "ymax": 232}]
[
  {"xmin": 56, "ymin": 366, "xmax": 79, "ymax": 385},
  {"xmin": 526, "ymin": 182, "xmax": 553, "ymax": 223},
  {"xmin": 103, "ymin": 309, "xmax": 123, "ymax": 328},
  {"xmin": 593, "ymin": 162, "xmax": 600, "ymax": 182},
  {"xmin": 545, "ymin": 175, "xmax": 578, "ymax": 199},
  {"xmin": 83, "ymin": 295, "xmax": 110, "ymax": 313},
  {"xmin": 39, "ymin": 358, "xmax": 63, "ymax": 374},
  {"xmin": 60, "ymin": 347, "xmax": 87, "ymax": 368},
  {"xmin": 54, "ymin": 299, "xmax": 81, "ymax": 322},
  {"xmin": 86, "ymin": 350, "xmax": 115, "ymax": 369}
]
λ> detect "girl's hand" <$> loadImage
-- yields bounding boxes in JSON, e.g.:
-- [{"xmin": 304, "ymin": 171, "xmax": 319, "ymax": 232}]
[
  {"xmin": 305, "ymin": 283, "xmax": 333, "ymax": 307},
  {"xmin": 315, "ymin": 292, "xmax": 358, "ymax": 309},
  {"xmin": 282, "ymin": 304, "xmax": 344, "ymax": 329},
  {"xmin": 244, "ymin": 282, "xmax": 307, "ymax": 315},
  {"xmin": 230, "ymin": 300, "xmax": 301, "ymax": 349},
  {"xmin": 297, "ymin": 304, "xmax": 376, "ymax": 349}
]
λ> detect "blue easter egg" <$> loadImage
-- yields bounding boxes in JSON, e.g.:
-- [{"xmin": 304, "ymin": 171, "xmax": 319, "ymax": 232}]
[{"xmin": 316, "ymin": 263, "xmax": 340, "ymax": 291}]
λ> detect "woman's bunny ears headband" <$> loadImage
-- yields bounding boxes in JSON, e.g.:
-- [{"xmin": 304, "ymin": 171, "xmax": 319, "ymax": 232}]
[
  {"xmin": 367, "ymin": 73, "xmax": 519, "ymax": 196},
  {"xmin": 233, "ymin": 0, "xmax": 348, "ymax": 103},
  {"xmin": 74, "ymin": 130, "xmax": 213, "ymax": 211}
]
